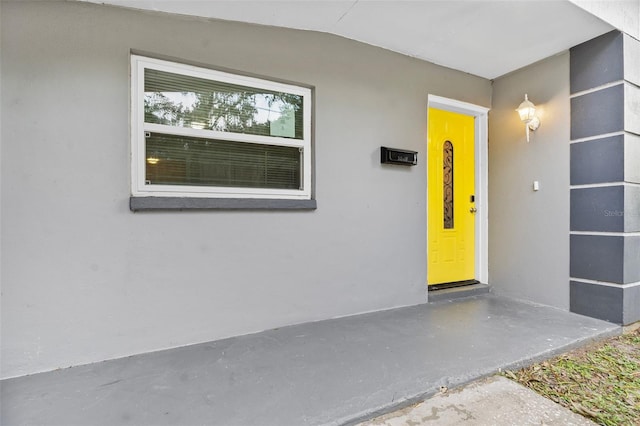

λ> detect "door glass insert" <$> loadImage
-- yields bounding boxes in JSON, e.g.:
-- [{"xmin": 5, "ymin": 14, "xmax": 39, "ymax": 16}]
[{"xmin": 443, "ymin": 140, "xmax": 454, "ymax": 229}]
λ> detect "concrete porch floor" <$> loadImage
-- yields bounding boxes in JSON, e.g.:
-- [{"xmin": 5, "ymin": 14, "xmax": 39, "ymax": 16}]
[{"xmin": 1, "ymin": 294, "xmax": 619, "ymax": 426}]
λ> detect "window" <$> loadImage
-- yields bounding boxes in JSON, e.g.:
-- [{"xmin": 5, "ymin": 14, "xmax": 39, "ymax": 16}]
[{"xmin": 131, "ymin": 55, "xmax": 312, "ymax": 201}]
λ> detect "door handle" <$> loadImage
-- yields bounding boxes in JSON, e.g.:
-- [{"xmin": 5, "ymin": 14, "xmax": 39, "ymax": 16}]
[{"xmin": 470, "ymin": 207, "xmax": 477, "ymax": 213}]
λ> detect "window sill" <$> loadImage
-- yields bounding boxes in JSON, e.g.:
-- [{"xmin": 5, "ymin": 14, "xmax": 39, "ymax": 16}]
[{"xmin": 130, "ymin": 197, "xmax": 317, "ymax": 211}]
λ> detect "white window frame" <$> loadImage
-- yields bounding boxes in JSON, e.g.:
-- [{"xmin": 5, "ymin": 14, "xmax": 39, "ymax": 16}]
[{"xmin": 131, "ymin": 55, "xmax": 312, "ymax": 200}]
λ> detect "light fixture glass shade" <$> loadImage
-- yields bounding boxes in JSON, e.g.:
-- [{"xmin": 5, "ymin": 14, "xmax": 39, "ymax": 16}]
[
  {"xmin": 516, "ymin": 94, "xmax": 540, "ymax": 142},
  {"xmin": 516, "ymin": 94, "xmax": 536, "ymax": 123}
]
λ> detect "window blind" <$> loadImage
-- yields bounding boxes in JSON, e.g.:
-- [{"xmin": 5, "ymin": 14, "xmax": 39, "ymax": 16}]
[{"xmin": 145, "ymin": 133, "xmax": 301, "ymax": 190}]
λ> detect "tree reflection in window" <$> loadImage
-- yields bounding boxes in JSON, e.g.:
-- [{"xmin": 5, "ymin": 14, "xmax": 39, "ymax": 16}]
[
  {"xmin": 143, "ymin": 69, "xmax": 304, "ymax": 140},
  {"xmin": 443, "ymin": 141, "xmax": 454, "ymax": 229}
]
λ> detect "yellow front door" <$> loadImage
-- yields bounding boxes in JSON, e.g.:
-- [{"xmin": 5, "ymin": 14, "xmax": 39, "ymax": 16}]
[{"xmin": 427, "ymin": 108, "xmax": 476, "ymax": 286}]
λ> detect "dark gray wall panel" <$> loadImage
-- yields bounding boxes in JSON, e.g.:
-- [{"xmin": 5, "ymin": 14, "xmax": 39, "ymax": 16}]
[
  {"xmin": 570, "ymin": 135, "xmax": 624, "ymax": 185},
  {"xmin": 625, "ymin": 185, "xmax": 640, "ymax": 232},
  {"xmin": 568, "ymin": 30, "xmax": 638, "ymax": 326},
  {"xmin": 623, "ymin": 284, "xmax": 640, "ymax": 325},
  {"xmin": 570, "ymin": 234, "xmax": 624, "ymax": 283},
  {"xmin": 570, "ymin": 84, "xmax": 624, "ymax": 140},
  {"xmin": 570, "ymin": 280, "xmax": 623, "ymax": 323},
  {"xmin": 571, "ymin": 186, "xmax": 624, "ymax": 232},
  {"xmin": 570, "ymin": 31, "xmax": 623, "ymax": 94},
  {"xmin": 571, "ymin": 280, "xmax": 640, "ymax": 325},
  {"xmin": 624, "ymin": 236, "xmax": 640, "ymax": 283}
]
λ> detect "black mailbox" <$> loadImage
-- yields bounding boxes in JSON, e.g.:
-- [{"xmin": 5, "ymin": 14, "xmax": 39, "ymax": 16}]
[{"xmin": 381, "ymin": 146, "xmax": 418, "ymax": 166}]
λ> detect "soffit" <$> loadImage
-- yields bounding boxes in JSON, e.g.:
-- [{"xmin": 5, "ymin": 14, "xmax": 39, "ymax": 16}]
[{"xmin": 78, "ymin": 0, "xmax": 614, "ymax": 79}]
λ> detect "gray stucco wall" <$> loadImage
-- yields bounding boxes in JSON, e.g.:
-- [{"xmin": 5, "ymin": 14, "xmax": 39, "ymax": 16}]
[
  {"xmin": 0, "ymin": 1, "xmax": 491, "ymax": 378},
  {"xmin": 488, "ymin": 53, "xmax": 571, "ymax": 309}
]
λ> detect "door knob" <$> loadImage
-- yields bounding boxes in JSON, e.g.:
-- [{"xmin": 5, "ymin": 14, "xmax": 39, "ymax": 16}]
[{"xmin": 470, "ymin": 207, "xmax": 477, "ymax": 213}]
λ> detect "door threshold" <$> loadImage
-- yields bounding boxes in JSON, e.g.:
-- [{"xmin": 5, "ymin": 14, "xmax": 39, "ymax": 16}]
[
  {"xmin": 428, "ymin": 279, "xmax": 479, "ymax": 291},
  {"xmin": 428, "ymin": 282, "xmax": 491, "ymax": 303}
]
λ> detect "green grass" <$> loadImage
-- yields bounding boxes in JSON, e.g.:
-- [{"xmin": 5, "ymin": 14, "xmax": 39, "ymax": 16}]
[{"xmin": 505, "ymin": 330, "xmax": 640, "ymax": 426}]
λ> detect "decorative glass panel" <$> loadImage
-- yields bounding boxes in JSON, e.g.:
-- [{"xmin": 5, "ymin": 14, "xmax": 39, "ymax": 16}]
[
  {"xmin": 144, "ymin": 69, "xmax": 304, "ymax": 139},
  {"xmin": 443, "ymin": 141, "xmax": 454, "ymax": 229},
  {"xmin": 145, "ymin": 133, "xmax": 301, "ymax": 189}
]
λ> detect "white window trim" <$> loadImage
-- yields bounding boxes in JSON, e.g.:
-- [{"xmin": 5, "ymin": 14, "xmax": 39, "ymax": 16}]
[{"xmin": 130, "ymin": 55, "xmax": 313, "ymax": 200}]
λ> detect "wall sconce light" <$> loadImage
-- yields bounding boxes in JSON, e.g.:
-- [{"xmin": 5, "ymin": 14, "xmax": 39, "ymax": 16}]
[{"xmin": 516, "ymin": 94, "xmax": 540, "ymax": 142}]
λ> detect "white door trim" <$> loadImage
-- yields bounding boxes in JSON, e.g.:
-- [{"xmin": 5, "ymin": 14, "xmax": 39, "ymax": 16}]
[{"xmin": 427, "ymin": 95, "xmax": 489, "ymax": 285}]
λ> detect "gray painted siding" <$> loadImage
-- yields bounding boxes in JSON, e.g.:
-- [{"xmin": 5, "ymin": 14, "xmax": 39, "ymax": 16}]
[
  {"xmin": 570, "ymin": 186, "xmax": 624, "ymax": 232},
  {"xmin": 625, "ymin": 83, "xmax": 640, "ymax": 135},
  {"xmin": 624, "ymin": 34, "xmax": 640, "ymax": 87},
  {"xmin": 489, "ymin": 53, "xmax": 570, "ymax": 309},
  {"xmin": 571, "ymin": 281, "xmax": 640, "ymax": 324},
  {"xmin": 0, "ymin": 1, "xmax": 492, "ymax": 378},
  {"xmin": 571, "ymin": 281, "xmax": 640, "ymax": 325},
  {"xmin": 570, "ymin": 281, "xmax": 623, "ymax": 324},
  {"xmin": 570, "ymin": 30, "xmax": 623, "ymax": 94},
  {"xmin": 570, "ymin": 234, "xmax": 625, "ymax": 283},
  {"xmin": 624, "ymin": 236, "xmax": 640, "ymax": 283},
  {"xmin": 569, "ymin": 29, "xmax": 640, "ymax": 325},
  {"xmin": 570, "ymin": 135, "xmax": 624, "ymax": 185},
  {"xmin": 623, "ymin": 284, "xmax": 640, "ymax": 325},
  {"xmin": 627, "ymin": 133, "xmax": 640, "ymax": 184},
  {"xmin": 625, "ymin": 185, "xmax": 640, "ymax": 232},
  {"xmin": 570, "ymin": 84, "xmax": 624, "ymax": 140},
  {"xmin": 569, "ymin": 235, "xmax": 640, "ymax": 284}
]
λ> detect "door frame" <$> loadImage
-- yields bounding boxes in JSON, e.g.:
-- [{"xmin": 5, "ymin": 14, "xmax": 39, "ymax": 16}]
[{"xmin": 427, "ymin": 95, "xmax": 489, "ymax": 286}]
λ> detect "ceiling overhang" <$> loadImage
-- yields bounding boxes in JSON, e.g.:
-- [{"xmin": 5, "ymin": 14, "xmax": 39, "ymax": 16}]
[{"xmin": 78, "ymin": 0, "xmax": 614, "ymax": 79}]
